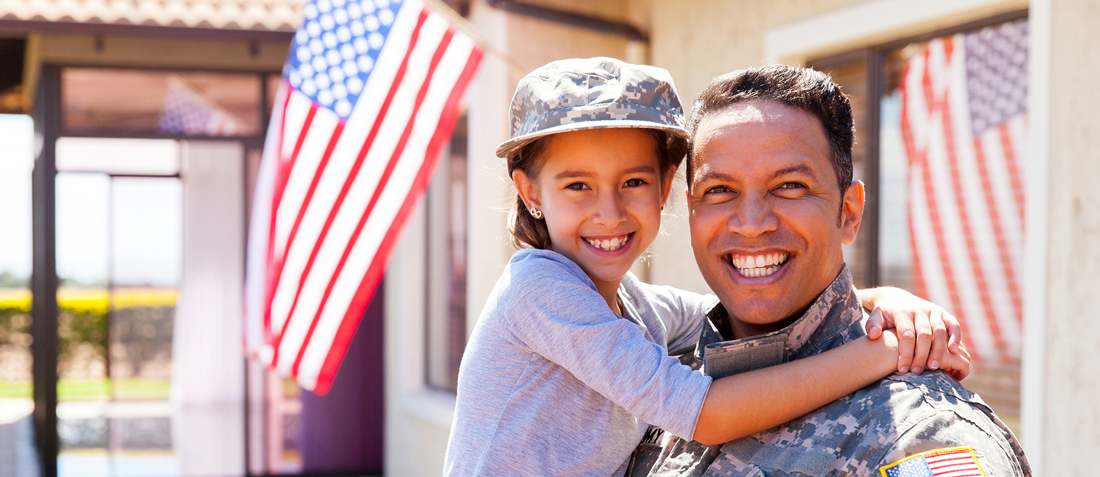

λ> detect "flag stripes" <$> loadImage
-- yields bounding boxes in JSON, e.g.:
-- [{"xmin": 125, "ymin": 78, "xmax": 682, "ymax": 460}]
[
  {"xmin": 900, "ymin": 19, "xmax": 1027, "ymax": 365},
  {"xmin": 245, "ymin": 0, "xmax": 482, "ymax": 392}
]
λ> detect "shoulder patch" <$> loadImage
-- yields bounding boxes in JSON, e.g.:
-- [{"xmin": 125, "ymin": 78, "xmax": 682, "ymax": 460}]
[{"xmin": 879, "ymin": 447, "xmax": 987, "ymax": 477}]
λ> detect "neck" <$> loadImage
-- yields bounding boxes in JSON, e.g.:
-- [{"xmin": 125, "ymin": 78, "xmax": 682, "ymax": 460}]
[
  {"xmin": 590, "ymin": 277, "xmax": 623, "ymax": 316},
  {"xmin": 727, "ymin": 313, "xmax": 801, "ymax": 340}
]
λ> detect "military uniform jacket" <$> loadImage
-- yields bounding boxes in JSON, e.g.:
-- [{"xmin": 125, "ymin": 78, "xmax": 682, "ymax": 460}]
[{"xmin": 627, "ymin": 266, "xmax": 1031, "ymax": 477}]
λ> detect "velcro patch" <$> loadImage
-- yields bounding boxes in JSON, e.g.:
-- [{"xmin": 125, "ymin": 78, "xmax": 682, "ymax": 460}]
[{"xmin": 879, "ymin": 447, "xmax": 986, "ymax": 477}]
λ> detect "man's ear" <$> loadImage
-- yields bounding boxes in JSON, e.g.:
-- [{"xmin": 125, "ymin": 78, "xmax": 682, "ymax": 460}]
[
  {"xmin": 512, "ymin": 169, "xmax": 541, "ymax": 213},
  {"xmin": 840, "ymin": 180, "xmax": 865, "ymax": 244}
]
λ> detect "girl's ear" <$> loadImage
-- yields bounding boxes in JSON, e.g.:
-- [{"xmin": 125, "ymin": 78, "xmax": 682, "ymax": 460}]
[{"xmin": 512, "ymin": 169, "xmax": 541, "ymax": 212}]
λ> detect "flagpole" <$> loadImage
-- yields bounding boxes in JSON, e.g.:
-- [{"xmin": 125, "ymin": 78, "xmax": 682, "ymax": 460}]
[{"xmin": 422, "ymin": 0, "xmax": 528, "ymax": 78}]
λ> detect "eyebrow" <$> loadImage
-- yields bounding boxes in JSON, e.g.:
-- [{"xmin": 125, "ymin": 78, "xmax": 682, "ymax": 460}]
[
  {"xmin": 771, "ymin": 164, "xmax": 815, "ymax": 179},
  {"xmin": 692, "ymin": 164, "xmax": 816, "ymax": 184},
  {"xmin": 553, "ymin": 165, "xmax": 657, "ymax": 180}
]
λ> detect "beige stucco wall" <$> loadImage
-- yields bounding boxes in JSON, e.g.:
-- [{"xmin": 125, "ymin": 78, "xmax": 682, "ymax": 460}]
[{"xmin": 1028, "ymin": 0, "xmax": 1100, "ymax": 473}]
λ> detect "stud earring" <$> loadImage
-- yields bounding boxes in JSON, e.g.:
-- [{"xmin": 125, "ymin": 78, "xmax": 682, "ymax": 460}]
[{"xmin": 530, "ymin": 208, "xmax": 543, "ymax": 219}]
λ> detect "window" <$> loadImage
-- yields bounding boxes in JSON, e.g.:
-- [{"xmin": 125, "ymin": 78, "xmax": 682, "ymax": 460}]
[
  {"xmin": 810, "ymin": 12, "xmax": 1028, "ymax": 432},
  {"xmin": 425, "ymin": 114, "xmax": 469, "ymax": 392},
  {"xmin": 61, "ymin": 69, "xmax": 262, "ymax": 137}
]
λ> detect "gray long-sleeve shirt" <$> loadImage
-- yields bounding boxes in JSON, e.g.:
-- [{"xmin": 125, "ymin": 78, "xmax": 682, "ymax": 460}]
[{"xmin": 444, "ymin": 249, "xmax": 715, "ymax": 477}]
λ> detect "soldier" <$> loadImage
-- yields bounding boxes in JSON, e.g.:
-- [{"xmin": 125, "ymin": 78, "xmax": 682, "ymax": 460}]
[{"xmin": 627, "ymin": 65, "xmax": 1031, "ymax": 476}]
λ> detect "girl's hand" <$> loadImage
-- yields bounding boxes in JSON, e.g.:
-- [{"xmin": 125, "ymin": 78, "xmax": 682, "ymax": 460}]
[
  {"xmin": 875, "ymin": 329, "xmax": 971, "ymax": 381},
  {"xmin": 858, "ymin": 287, "xmax": 964, "ymax": 376}
]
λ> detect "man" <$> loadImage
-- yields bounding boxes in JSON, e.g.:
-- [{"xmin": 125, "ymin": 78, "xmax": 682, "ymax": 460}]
[{"xmin": 628, "ymin": 65, "xmax": 1031, "ymax": 476}]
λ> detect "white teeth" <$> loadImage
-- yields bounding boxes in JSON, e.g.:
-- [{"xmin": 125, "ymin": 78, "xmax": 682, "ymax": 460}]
[
  {"xmin": 586, "ymin": 234, "xmax": 631, "ymax": 251},
  {"xmin": 730, "ymin": 252, "xmax": 789, "ymax": 278}
]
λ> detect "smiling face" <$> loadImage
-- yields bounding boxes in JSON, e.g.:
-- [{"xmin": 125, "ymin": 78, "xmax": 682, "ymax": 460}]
[
  {"xmin": 513, "ymin": 128, "xmax": 672, "ymax": 297},
  {"xmin": 687, "ymin": 100, "xmax": 864, "ymax": 337}
]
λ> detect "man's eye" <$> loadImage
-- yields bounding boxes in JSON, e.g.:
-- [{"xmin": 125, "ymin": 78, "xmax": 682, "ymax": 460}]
[
  {"xmin": 774, "ymin": 182, "xmax": 807, "ymax": 197},
  {"xmin": 624, "ymin": 178, "xmax": 647, "ymax": 188},
  {"xmin": 777, "ymin": 182, "xmax": 806, "ymax": 189},
  {"xmin": 566, "ymin": 182, "xmax": 589, "ymax": 191}
]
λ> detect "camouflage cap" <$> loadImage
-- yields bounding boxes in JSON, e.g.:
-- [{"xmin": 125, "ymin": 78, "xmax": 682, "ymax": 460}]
[{"xmin": 496, "ymin": 57, "xmax": 689, "ymax": 159}]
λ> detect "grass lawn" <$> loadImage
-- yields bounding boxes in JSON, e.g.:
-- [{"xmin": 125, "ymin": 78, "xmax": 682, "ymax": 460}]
[{"xmin": 0, "ymin": 379, "xmax": 171, "ymax": 400}]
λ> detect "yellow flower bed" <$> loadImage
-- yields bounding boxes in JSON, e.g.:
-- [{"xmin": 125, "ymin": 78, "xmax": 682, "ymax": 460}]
[{"xmin": 0, "ymin": 288, "xmax": 177, "ymax": 311}]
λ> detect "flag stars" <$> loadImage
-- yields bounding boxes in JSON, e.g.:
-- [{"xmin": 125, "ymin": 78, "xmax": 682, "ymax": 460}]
[
  {"xmin": 312, "ymin": 56, "xmax": 327, "ymax": 74},
  {"xmin": 347, "ymin": 3, "xmax": 362, "ymax": 18},
  {"xmin": 346, "ymin": 77, "xmax": 363, "ymax": 95},
  {"xmin": 354, "ymin": 37, "xmax": 369, "ymax": 54},
  {"xmin": 342, "ymin": 60, "xmax": 358, "ymax": 77},
  {"xmin": 326, "ymin": 49, "xmax": 342, "ymax": 67},
  {"xmin": 285, "ymin": 0, "xmax": 401, "ymax": 120},
  {"xmin": 357, "ymin": 56, "xmax": 374, "ymax": 73},
  {"xmin": 329, "ymin": 66, "xmax": 346, "ymax": 84}
]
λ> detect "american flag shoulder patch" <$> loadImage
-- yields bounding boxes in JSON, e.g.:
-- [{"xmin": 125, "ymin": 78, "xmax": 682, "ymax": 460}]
[{"xmin": 879, "ymin": 447, "xmax": 987, "ymax": 477}]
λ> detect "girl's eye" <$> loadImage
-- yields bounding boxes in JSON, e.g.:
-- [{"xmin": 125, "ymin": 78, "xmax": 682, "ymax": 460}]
[
  {"xmin": 705, "ymin": 185, "xmax": 732, "ymax": 195},
  {"xmin": 566, "ymin": 182, "xmax": 589, "ymax": 191},
  {"xmin": 624, "ymin": 178, "xmax": 646, "ymax": 188}
]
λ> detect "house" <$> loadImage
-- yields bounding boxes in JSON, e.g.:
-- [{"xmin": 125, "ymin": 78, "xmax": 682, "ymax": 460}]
[{"xmin": 1, "ymin": 0, "xmax": 1096, "ymax": 476}]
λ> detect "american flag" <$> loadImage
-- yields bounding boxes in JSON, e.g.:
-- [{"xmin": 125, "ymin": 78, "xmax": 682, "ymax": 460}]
[
  {"xmin": 880, "ymin": 447, "xmax": 986, "ymax": 477},
  {"xmin": 158, "ymin": 77, "xmax": 245, "ymax": 136},
  {"xmin": 900, "ymin": 19, "xmax": 1027, "ymax": 364},
  {"xmin": 245, "ymin": 0, "xmax": 481, "ymax": 393}
]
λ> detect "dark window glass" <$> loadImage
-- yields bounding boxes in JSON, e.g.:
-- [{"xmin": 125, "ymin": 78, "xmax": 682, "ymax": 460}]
[{"xmin": 62, "ymin": 69, "xmax": 262, "ymax": 137}]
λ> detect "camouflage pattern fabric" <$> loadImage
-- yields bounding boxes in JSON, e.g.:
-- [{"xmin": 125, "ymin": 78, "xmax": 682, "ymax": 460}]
[
  {"xmin": 627, "ymin": 265, "xmax": 1031, "ymax": 477},
  {"xmin": 495, "ymin": 57, "xmax": 689, "ymax": 159}
]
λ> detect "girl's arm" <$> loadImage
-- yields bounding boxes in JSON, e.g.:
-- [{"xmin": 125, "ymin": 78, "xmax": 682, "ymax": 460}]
[
  {"xmin": 857, "ymin": 287, "xmax": 964, "ymax": 375},
  {"xmin": 692, "ymin": 330, "xmax": 969, "ymax": 446}
]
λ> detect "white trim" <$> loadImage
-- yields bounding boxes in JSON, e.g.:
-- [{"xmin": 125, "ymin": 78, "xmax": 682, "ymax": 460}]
[
  {"xmin": 764, "ymin": 0, "xmax": 1027, "ymax": 64},
  {"xmin": 1021, "ymin": 0, "xmax": 1049, "ymax": 472},
  {"xmin": 399, "ymin": 388, "xmax": 458, "ymax": 429}
]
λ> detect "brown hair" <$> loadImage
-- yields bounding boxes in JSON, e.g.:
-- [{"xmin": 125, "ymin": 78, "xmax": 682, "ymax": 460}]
[
  {"xmin": 507, "ymin": 129, "xmax": 688, "ymax": 250},
  {"xmin": 686, "ymin": 65, "xmax": 854, "ymax": 194}
]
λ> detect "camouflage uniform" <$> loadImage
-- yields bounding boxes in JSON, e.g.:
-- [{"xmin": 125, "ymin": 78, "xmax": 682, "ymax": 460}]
[{"xmin": 627, "ymin": 266, "xmax": 1031, "ymax": 477}]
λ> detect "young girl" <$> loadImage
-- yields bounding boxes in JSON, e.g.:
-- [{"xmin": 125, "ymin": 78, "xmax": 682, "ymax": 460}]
[{"xmin": 444, "ymin": 58, "xmax": 967, "ymax": 476}]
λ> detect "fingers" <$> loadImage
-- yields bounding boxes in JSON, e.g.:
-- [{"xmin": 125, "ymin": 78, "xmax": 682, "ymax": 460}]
[
  {"xmin": 894, "ymin": 311, "xmax": 916, "ymax": 374},
  {"xmin": 865, "ymin": 308, "xmax": 884, "ymax": 339},
  {"xmin": 944, "ymin": 312, "xmax": 963, "ymax": 353},
  {"xmin": 942, "ymin": 342, "xmax": 971, "ymax": 380},
  {"xmin": 926, "ymin": 312, "xmax": 949, "ymax": 371},
  {"xmin": 909, "ymin": 312, "xmax": 934, "ymax": 374}
]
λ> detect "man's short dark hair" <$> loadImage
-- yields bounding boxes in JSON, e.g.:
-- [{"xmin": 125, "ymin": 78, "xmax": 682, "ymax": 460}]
[{"xmin": 686, "ymin": 65, "xmax": 854, "ymax": 194}]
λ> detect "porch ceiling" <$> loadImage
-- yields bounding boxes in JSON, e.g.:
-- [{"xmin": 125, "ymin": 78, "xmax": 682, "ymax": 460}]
[{"xmin": 0, "ymin": 0, "xmax": 305, "ymax": 32}]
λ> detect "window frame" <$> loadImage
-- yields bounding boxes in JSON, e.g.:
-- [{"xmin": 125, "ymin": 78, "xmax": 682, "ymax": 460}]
[{"xmin": 807, "ymin": 8, "xmax": 1029, "ymax": 288}]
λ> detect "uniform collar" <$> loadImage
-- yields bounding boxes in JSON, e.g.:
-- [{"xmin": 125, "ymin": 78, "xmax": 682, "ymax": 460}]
[{"xmin": 696, "ymin": 265, "xmax": 865, "ymax": 377}]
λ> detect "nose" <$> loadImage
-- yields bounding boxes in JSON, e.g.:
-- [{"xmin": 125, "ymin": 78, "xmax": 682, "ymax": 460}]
[
  {"xmin": 728, "ymin": 195, "xmax": 778, "ymax": 237},
  {"xmin": 592, "ymin": 190, "xmax": 628, "ymax": 229}
]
